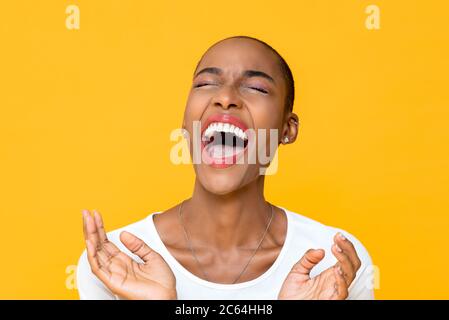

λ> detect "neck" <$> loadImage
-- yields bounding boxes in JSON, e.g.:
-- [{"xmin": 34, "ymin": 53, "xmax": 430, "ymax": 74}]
[{"xmin": 183, "ymin": 176, "xmax": 272, "ymax": 250}]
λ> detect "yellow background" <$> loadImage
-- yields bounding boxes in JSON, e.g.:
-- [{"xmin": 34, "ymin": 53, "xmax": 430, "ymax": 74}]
[{"xmin": 0, "ymin": 0, "xmax": 448, "ymax": 299}]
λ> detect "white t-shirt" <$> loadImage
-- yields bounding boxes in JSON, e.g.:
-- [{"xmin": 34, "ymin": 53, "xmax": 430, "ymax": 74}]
[{"xmin": 76, "ymin": 207, "xmax": 375, "ymax": 300}]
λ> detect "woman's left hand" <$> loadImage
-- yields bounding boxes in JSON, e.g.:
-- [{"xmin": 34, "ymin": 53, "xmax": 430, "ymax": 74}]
[{"xmin": 278, "ymin": 232, "xmax": 361, "ymax": 300}]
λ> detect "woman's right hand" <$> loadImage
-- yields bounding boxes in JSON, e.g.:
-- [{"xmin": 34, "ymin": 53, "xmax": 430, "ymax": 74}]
[{"xmin": 82, "ymin": 209, "xmax": 177, "ymax": 300}]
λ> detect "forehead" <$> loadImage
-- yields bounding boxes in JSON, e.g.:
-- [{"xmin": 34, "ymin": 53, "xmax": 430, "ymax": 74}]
[{"xmin": 196, "ymin": 38, "xmax": 282, "ymax": 80}]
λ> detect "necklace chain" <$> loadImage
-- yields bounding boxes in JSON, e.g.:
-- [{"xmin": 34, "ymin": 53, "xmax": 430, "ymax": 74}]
[{"xmin": 178, "ymin": 200, "xmax": 274, "ymax": 284}]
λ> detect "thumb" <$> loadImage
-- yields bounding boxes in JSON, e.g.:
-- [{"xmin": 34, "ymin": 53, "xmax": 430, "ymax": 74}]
[
  {"xmin": 120, "ymin": 231, "xmax": 155, "ymax": 263},
  {"xmin": 290, "ymin": 249, "xmax": 325, "ymax": 278}
]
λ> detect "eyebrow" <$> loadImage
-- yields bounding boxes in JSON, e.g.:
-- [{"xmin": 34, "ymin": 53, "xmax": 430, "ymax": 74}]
[{"xmin": 194, "ymin": 67, "xmax": 275, "ymax": 83}]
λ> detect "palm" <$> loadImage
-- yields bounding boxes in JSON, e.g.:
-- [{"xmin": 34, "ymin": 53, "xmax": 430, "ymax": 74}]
[
  {"xmin": 278, "ymin": 248, "xmax": 348, "ymax": 300},
  {"xmin": 83, "ymin": 210, "xmax": 177, "ymax": 300},
  {"xmin": 279, "ymin": 265, "xmax": 341, "ymax": 299},
  {"xmin": 97, "ymin": 238, "xmax": 176, "ymax": 300}
]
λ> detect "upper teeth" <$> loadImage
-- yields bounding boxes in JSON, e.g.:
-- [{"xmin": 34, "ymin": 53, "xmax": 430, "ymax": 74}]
[{"xmin": 203, "ymin": 122, "xmax": 248, "ymax": 141}]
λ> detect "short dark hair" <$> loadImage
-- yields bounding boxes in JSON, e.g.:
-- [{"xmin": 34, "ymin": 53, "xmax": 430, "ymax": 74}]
[{"xmin": 194, "ymin": 35, "xmax": 295, "ymax": 112}]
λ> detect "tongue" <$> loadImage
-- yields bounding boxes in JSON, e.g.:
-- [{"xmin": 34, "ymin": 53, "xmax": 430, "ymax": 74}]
[{"xmin": 207, "ymin": 144, "xmax": 245, "ymax": 158}]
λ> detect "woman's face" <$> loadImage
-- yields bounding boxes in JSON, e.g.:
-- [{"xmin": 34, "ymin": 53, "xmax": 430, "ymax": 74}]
[{"xmin": 183, "ymin": 38, "xmax": 296, "ymax": 195}]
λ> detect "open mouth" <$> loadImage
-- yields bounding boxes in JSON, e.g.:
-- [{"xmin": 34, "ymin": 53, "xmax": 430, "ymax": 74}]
[{"xmin": 201, "ymin": 114, "xmax": 249, "ymax": 168}]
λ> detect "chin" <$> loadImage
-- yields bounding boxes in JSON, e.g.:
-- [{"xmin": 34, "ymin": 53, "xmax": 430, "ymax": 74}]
[{"xmin": 195, "ymin": 163, "xmax": 256, "ymax": 196}]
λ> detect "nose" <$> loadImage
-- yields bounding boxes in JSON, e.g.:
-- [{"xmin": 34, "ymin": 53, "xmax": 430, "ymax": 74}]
[{"xmin": 211, "ymin": 84, "xmax": 243, "ymax": 110}]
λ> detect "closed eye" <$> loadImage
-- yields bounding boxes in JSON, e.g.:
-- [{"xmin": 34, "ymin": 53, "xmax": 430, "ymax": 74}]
[
  {"xmin": 194, "ymin": 83, "xmax": 268, "ymax": 94},
  {"xmin": 194, "ymin": 82, "xmax": 216, "ymax": 88},
  {"xmin": 248, "ymin": 86, "xmax": 268, "ymax": 94}
]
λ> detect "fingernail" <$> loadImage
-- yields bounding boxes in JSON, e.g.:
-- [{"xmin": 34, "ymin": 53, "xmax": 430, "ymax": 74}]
[
  {"xmin": 335, "ymin": 244, "xmax": 343, "ymax": 253},
  {"xmin": 338, "ymin": 266, "xmax": 343, "ymax": 275},
  {"xmin": 82, "ymin": 209, "xmax": 89, "ymax": 217},
  {"xmin": 339, "ymin": 233, "xmax": 346, "ymax": 240}
]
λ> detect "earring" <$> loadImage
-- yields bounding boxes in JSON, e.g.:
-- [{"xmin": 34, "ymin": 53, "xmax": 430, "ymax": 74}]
[{"xmin": 283, "ymin": 136, "xmax": 290, "ymax": 144}]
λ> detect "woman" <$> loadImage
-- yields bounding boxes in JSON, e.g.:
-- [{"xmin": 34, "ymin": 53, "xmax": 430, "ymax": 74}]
[{"xmin": 77, "ymin": 35, "xmax": 374, "ymax": 300}]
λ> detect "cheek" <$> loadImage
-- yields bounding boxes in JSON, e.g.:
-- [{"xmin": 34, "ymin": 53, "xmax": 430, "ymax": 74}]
[
  {"xmin": 248, "ymin": 101, "xmax": 284, "ymax": 130},
  {"xmin": 183, "ymin": 92, "xmax": 210, "ymax": 127},
  {"xmin": 243, "ymin": 90, "xmax": 284, "ymax": 124},
  {"xmin": 246, "ymin": 100, "xmax": 284, "ymax": 149}
]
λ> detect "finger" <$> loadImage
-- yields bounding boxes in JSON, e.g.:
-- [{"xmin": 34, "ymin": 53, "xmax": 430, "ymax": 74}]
[
  {"xmin": 332, "ymin": 243, "xmax": 355, "ymax": 285},
  {"xmin": 330, "ymin": 265, "xmax": 348, "ymax": 300},
  {"xmin": 84, "ymin": 211, "xmax": 101, "ymax": 251},
  {"xmin": 290, "ymin": 249, "xmax": 325, "ymax": 277},
  {"xmin": 93, "ymin": 210, "xmax": 108, "ymax": 243},
  {"xmin": 85, "ymin": 238, "xmax": 111, "ymax": 281},
  {"xmin": 82, "ymin": 209, "xmax": 90, "ymax": 241},
  {"xmin": 96, "ymin": 248, "xmax": 113, "ymax": 271},
  {"xmin": 120, "ymin": 231, "xmax": 155, "ymax": 263},
  {"xmin": 334, "ymin": 232, "xmax": 362, "ymax": 271},
  {"xmin": 91, "ymin": 210, "xmax": 121, "ymax": 257},
  {"xmin": 84, "ymin": 210, "xmax": 121, "ymax": 259},
  {"xmin": 101, "ymin": 240, "xmax": 122, "ymax": 259}
]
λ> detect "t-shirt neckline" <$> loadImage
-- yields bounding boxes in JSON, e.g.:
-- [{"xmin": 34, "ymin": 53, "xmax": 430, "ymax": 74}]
[{"xmin": 145, "ymin": 206, "xmax": 292, "ymax": 290}]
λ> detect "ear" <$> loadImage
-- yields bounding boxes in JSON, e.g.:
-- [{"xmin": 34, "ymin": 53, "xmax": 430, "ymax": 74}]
[{"xmin": 281, "ymin": 112, "xmax": 300, "ymax": 145}]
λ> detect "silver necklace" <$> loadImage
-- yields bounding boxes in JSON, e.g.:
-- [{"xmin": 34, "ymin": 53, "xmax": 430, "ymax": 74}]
[{"xmin": 178, "ymin": 200, "xmax": 274, "ymax": 284}]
